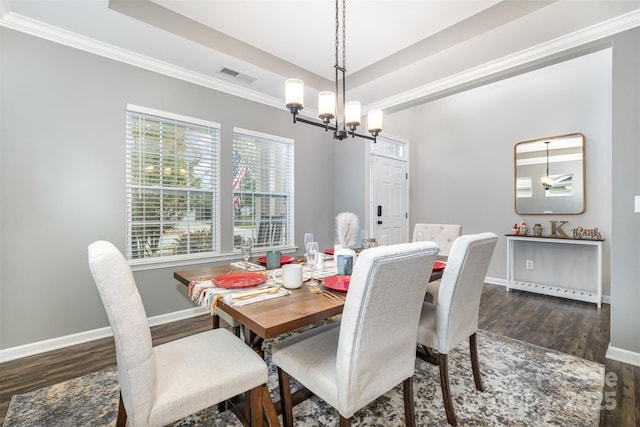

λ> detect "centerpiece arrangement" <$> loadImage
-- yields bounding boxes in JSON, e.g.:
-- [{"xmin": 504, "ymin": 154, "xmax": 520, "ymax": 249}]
[{"xmin": 334, "ymin": 211, "xmax": 359, "ymax": 259}]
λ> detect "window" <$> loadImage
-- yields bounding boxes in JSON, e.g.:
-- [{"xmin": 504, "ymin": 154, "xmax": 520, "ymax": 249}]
[
  {"xmin": 232, "ymin": 128, "xmax": 294, "ymax": 250},
  {"xmin": 126, "ymin": 105, "xmax": 219, "ymax": 261}
]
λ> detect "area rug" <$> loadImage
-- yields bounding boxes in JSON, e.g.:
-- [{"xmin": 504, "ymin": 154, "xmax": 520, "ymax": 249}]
[{"xmin": 4, "ymin": 330, "xmax": 603, "ymax": 426}]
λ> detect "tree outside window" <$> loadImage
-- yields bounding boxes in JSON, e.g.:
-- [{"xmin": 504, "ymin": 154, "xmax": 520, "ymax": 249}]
[{"xmin": 126, "ymin": 106, "xmax": 219, "ymax": 260}]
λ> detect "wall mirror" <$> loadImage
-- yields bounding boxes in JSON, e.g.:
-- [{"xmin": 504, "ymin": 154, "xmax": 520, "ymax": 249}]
[{"xmin": 514, "ymin": 132, "xmax": 585, "ymax": 215}]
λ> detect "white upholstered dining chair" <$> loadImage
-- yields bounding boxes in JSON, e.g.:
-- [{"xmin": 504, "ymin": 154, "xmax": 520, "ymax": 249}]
[
  {"xmin": 413, "ymin": 223, "xmax": 462, "ymax": 303},
  {"xmin": 416, "ymin": 232, "xmax": 498, "ymax": 426},
  {"xmin": 272, "ymin": 241, "xmax": 440, "ymax": 427},
  {"xmin": 88, "ymin": 241, "xmax": 269, "ymax": 427},
  {"xmin": 412, "ymin": 223, "xmax": 462, "ymax": 256}
]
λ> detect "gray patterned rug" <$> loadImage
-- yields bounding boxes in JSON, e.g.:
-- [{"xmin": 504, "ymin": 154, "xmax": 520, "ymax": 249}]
[{"xmin": 4, "ymin": 330, "xmax": 603, "ymax": 426}]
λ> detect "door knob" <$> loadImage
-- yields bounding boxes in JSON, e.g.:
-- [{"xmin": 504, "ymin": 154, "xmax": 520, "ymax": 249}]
[{"xmin": 377, "ymin": 220, "xmax": 383, "ymax": 225}]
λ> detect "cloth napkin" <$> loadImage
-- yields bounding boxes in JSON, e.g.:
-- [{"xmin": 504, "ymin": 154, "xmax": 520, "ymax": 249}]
[
  {"xmin": 189, "ymin": 277, "xmax": 290, "ymax": 313},
  {"xmin": 303, "ymin": 259, "xmax": 339, "ymax": 281},
  {"xmin": 229, "ymin": 261, "xmax": 265, "ymax": 271}
]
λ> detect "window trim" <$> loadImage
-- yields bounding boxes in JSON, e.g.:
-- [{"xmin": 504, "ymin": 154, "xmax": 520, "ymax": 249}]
[
  {"xmin": 126, "ymin": 104, "xmax": 221, "ymax": 267},
  {"xmin": 232, "ymin": 127, "xmax": 295, "ymax": 252}
]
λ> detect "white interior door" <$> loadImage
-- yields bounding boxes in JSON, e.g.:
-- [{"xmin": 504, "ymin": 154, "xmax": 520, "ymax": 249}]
[{"xmin": 371, "ymin": 155, "xmax": 408, "ymax": 244}]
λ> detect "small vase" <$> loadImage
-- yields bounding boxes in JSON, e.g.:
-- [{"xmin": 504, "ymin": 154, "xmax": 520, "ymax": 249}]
[{"xmin": 534, "ymin": 224, "xmax": 543, "ymax": 237}]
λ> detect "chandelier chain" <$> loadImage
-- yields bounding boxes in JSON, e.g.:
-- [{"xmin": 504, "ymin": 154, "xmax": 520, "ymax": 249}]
[
  {"xmin": 335, "ymin": 0, "xmax": 339, "ymax": 67},
  {"xmin": 342, "ymin": 0, "xmax": 346, "ymax": 70}
]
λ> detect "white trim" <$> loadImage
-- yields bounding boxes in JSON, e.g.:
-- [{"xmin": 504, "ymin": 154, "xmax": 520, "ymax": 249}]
[
  {"xmin": 0, "ymin": 307, "xmax": 209, "ymax": 363},
  {"xmin": 233, "ymin": 127, "xmax": 294, "ymax": 145},
  {"xmin": 126, "ymin": 104, "xmax": 221, "ymax": 129},
  {"xmin": 0, "ymin": 279, "xmax": 613, "ymax": 363},
  {"xmin": 129, "ymin": 246, "xmax": 296, "ymax": 271},
  {"xmin": 485, "ymin": 277, "xmax": 611, "ymax": 305},
  {"xmin": 369, "ymin": 9, "xmax": 640, "ymax": 112},
  {"xmin": 1, "ymin": 7, "xmax": 637, "ymax": 113},
  {"xmin": 485, "ymin": 276, "xmax": 509, "ymax": 287},
  {"xmin": 0, "ymin": 10, "xmax": 283, "ymax": 110},
  {"xmin": 606, "ymin": 344, "xmax": 640, "ymax": 368}
]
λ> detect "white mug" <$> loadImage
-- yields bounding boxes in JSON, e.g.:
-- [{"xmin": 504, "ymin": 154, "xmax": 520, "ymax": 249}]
[{"xmin": 282, "ymin": 264, "xmax": 303, "ymax": 289}]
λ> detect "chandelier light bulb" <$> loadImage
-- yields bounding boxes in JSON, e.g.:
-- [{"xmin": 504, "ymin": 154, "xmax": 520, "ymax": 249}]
[
  {"xmin": 367, "ymin": 109, "xmax": 383, "ymax": 135},
  {"xmin": 318, "ymin": 91, "xmax": 336, "ymax": 123},
  {"xmin": 285, "ymin": 79, "xmax": 304, "ymax": 112},
  {"xmin": 345, "ymin": 101, "xmax": 361, "ymax": 129}
]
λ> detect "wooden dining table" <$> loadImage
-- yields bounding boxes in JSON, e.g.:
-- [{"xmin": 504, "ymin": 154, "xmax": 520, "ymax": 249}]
[
  {"xmin": 174, "ymin": 258, "xmax": 444, "ymax": 344},
  {"xmin": 173, "ymin": 258, "xmax": 444, "ymax": 426}
]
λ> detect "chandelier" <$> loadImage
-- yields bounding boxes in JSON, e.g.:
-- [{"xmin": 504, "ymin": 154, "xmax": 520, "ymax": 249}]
[
  {"xmin": 284, "ymin": 0, "xmax": 382, "ymax": 142},
  {"xmin": 541, "ymin": 141, "xmax": 553, "ymax": 190}
]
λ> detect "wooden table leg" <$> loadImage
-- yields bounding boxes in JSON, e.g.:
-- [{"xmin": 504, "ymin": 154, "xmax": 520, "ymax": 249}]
[{"xmin": 262, "ymin": 385, "xmax": 280, "ymax": 427}]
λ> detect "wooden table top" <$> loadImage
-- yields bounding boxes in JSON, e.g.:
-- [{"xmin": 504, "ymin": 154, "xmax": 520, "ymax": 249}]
[{"xmin": 174, "ymin": 259, "xmax": 443, "ymax": 340}]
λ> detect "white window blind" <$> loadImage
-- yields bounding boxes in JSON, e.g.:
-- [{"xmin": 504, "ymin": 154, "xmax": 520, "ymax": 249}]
[
  {"xmin": 126, "ymin": 105, "xmax": 220, "ymax": 260},
  {"xmin": 232, "ymin": 128, "xmax": 294, "ymax": 250}
]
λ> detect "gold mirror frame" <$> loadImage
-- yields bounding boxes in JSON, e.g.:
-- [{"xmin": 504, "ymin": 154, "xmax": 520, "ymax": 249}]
[{"xmin": 514, "ymin": 132, "xmax": 585, "ymax": 215}]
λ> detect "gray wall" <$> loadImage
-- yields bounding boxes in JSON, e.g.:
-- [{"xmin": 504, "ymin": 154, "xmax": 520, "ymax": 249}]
[
  {"xmin": 388, "ymin": 28, "xmax": 640, "ymax": 355},
  {"xmin": 0, "ymin": 28, "xmax": 335, "ymax": 349},
  {"xmin": 2, "ymin": 26, "xmax": 638, "ymax": 358},
  {"xmin": 610, "ymin": 27, "xmax": 640, "ymax": 355}
]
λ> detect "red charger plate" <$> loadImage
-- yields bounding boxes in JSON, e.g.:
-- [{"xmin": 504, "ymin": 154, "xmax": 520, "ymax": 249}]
[
  {"xmin": 256, "ymin": 255, "xmax": 296, "ymax": 266},
  {"xmin": 213, "ymin": 272, "xmax": 266, "ymax": 289},
  {"xmin": 323, "ymin": 275, "xmax": 351, "ymax": 292},
  {"xmin": 433, "ymin": 261, "xmax": 447, "ymax": 271}
]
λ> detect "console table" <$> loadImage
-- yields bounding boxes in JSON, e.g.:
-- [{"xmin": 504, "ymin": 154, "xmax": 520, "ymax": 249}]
[{"xmin": 505, "ymin": 235, "xmax": 603, "ymax": 308}]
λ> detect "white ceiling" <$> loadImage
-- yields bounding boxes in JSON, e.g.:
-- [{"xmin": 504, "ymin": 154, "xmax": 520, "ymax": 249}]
[
  {"xmin": 2, "ymin": 0, "xmax": 640, "ymax": 115},
  {"xmin": 149, "ymin": 0, "xmax": 502, "ymax": 79}
]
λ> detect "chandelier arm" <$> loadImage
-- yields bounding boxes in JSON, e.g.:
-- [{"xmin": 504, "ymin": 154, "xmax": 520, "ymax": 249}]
[{"xmin": 294, "ymin": 116, "xmax": 376, "ymax": 142}]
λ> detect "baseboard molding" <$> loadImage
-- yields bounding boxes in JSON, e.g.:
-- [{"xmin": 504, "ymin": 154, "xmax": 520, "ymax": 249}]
[
  {"xmin": 484, "ymin": 277, "xmax": 611, "ymax": 304},
  {"xmin": 0, "ymin": 306, "xmax": 209, "ymax": 363},
  {"xmin": 606, "ymin": 344, "xmax": 640, "ymax": 367},
  {"xmin": 0, "ymin": 280, "xmax": 614, "ymax": 363}
]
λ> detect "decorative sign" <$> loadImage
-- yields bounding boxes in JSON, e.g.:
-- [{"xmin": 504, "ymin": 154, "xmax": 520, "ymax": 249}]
[
  {"xmin": 549, "ymin": 220, "xmax": 569, "ymax": 238},
  {"xmin": 571, "ymin": 227, "xmax": 602, "ymax": 240}
]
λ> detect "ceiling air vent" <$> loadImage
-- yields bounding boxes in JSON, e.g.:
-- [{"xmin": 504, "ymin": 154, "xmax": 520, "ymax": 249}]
[{"xmin": 217, "ymin": 67, "xmax": 257, "ymax": 84}]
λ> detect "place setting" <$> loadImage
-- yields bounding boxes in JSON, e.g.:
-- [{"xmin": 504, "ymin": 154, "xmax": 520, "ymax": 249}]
[{"xmin": 188, "ymin": 237, "xmax": 293, "ymax": 312}]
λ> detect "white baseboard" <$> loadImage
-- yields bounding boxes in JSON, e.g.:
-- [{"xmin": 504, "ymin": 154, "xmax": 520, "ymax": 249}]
[
  {"xmin": 485, "ymin": 276, "xmax": 509, "ymax": 286},
  {"xmin": 484, "ymin": 277, "xmax": 611, "ymax": 304},
  {"xmin": 0, "ymin": 306, "xmax": 209, "ymax": 363},
  {"xmin": 606, "ymin": 343, "xmax": 640, "ymax": 367}
]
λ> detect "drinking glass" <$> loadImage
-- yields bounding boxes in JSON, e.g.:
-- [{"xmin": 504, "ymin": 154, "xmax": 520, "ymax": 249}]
[
  {"xmin": 305, "ymin": 241, "xmax": 319, "ymax": 286},
  {"xmin": 360, "ymin": 229, "xmax": 369, "ymax": 249},
  {"xmin": 304, "ymin": 232, "xmax": 314, "ymax": 254},
  {"xmin": 240, "ymin": 237, "xmax": 253, "ymax": 272}
]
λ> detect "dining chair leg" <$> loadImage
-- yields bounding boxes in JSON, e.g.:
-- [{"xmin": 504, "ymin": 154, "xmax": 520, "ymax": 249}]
[
  {"xmin": 403, "ymin": 377, "xmax": 416, "ymax": 427},
  {"xmin": 470, "ymin": 333, "xmax": 484, "ymax": 392},
  {"xmin": 249, "ymin": 384, "xmax": 264, "ymax": 427},
  {"xmin": 116, "ymin": 391, "xmax": 127, "ymax": 427},
  {"xmin": 438, "ymin": 353, "xmax": 457, "ymax": 426},
  {"xmin": 277, "ymin": 367, "xmax": 294, "ymax": 427},
  {"xmin": 339, "ymin": 415, "xmax": 351, "ymax": 427}
]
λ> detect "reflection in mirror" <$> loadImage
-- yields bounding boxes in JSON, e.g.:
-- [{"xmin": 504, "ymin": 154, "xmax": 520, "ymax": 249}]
[{"xmin": 514, "ymin": 133, "xmax": 585, "ymax": 215}]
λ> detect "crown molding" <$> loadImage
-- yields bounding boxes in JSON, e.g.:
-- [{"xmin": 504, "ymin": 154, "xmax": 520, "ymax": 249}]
[
  {"xmin": 0, "ymin": 8, "xmax": 284, "ymax": 110},
  {"xmin": 369, "ymin": 8, "xmax": 640, "ymax": 112},
  {"xmin": 2, "ymin": 6, "xmax": 639, "ymax": 114}
]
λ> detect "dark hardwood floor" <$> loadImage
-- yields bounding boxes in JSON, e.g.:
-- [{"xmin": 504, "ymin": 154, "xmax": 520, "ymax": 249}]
[{"xmin": 1, "ymin": 284, "xmax": 637, "ymax": 426}]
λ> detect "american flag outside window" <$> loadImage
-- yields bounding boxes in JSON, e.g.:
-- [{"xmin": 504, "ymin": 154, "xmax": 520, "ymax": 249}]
[{"xmin": 233, "ymin": 151, "xmax": 249, "ymax": 213}]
